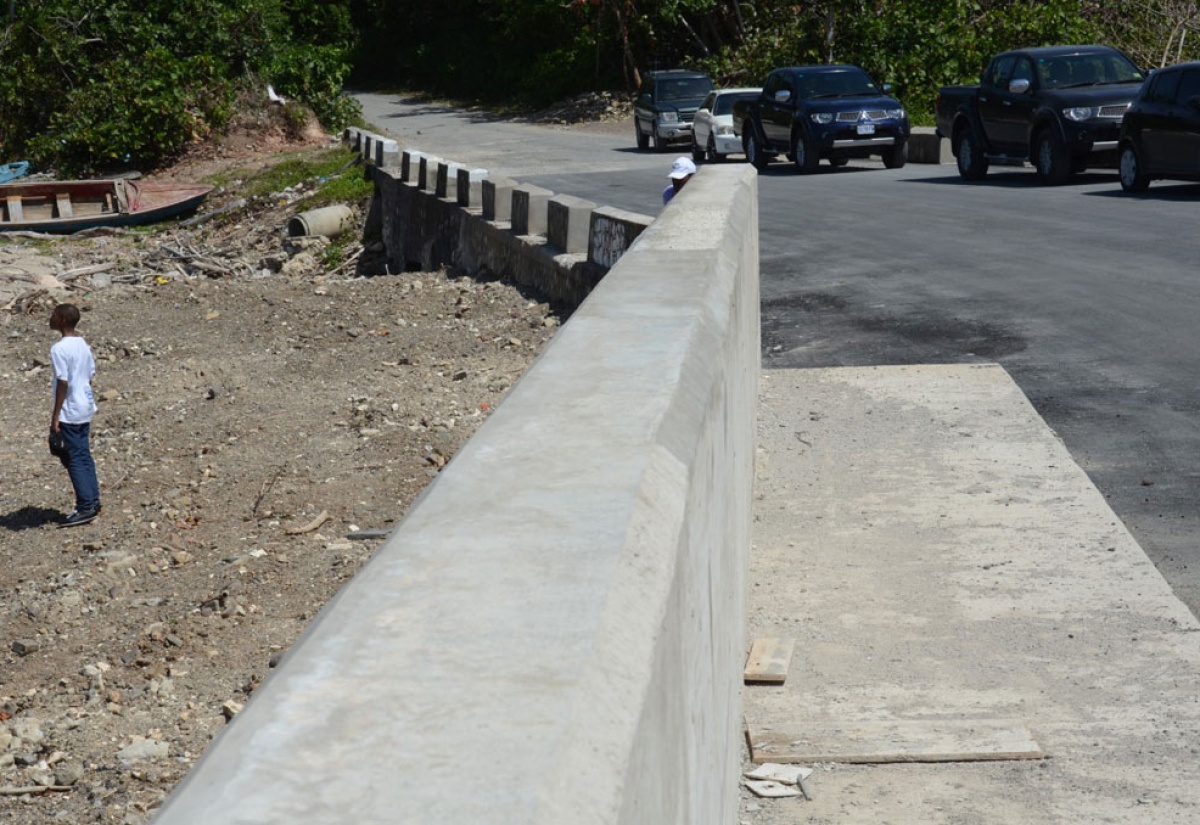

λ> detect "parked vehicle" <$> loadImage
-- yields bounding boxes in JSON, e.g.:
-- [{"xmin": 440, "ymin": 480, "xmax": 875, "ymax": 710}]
[
  {"xmin": 0, "ymin": 179, "xmax": 211, "ymax": 233},
  {"xmin": 936, "ymin": 45, "xmax": 1145, "ymax": 184},
  {"xmin": 634, "ymin": 70, "xmax": 714, "ymax": 151},
  {"xmin": 1118, "ymin": 61, "xmax": 1200, "ymax": 192},
  {"xmin": 732, "ymin": 65, "xmax": 910, "ymax": 173},
  {"xmin": 690, "ymin": 87, "xmax": 761, "ymax": 163}
]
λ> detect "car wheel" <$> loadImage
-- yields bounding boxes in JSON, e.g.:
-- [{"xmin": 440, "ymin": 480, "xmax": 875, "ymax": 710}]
[
  {"xmin": 882, "ymin": 140, "xmax": 908, "ymax": 169},
  {"xmin": 636, "ymin": 120, "xmax": 649, "ymax": 151},
  {"xmin": 746, "ymin": 131, "xmax": 770, "ymax": 171},
  {"xmin": 955, "ymin": 129, "xmax": 989, "ymax": 180},
  {"xmin": 829, "ymin": 157, "xmax": 849, "ymax": 167},
  {"xmin": 792, "ymin": 130, "xmax": 819, "ymax": 174},
  {"xmin": 1119, "ymin": 142, "xmax": 1150, "ymax": 193},
  {"xmin": 707, "ymin": 135, "xmax": 725, "ymax": 163},
  {"xmin": 1034, "ymin": 129, "xmax": 1069, "ymax": 185}
]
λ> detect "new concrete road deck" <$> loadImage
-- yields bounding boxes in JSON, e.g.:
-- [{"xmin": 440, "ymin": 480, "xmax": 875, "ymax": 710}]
[{"xmin": 746, "ymin": 363, "xmax": 1200, "ymax": 824}]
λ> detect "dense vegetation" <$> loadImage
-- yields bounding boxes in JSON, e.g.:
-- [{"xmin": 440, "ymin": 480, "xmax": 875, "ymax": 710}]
[
  {"xmin": 2, "ymin": 1, "xmax": 1198, "ymax": 173},
  {"xmin": 352, "ymin": 0, "xmax": 1199, "ymax": 120},
  {"xmin": 0, "ymin": 0, "xmax": 360, "ymax": 175}
]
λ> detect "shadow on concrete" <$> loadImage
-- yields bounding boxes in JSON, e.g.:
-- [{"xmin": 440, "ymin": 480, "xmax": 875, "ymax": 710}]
[
  {"xmin": 0, "ymin": 505, "xmax": 62, "ymax": 531},
  {"xmin": 371, "ymin": 95, "xmax": 519, "ymax": 125},
  {"xmin": 754, "ymin": 164, "xmax": 875, "ymax": 178},
  {"xmin": 1084, "ymin": 182, "xmax": 1200, "ymax": 200},
  {"xmin": 902, "ymin": 170, "xmax": 1116, "ymax": 188}
]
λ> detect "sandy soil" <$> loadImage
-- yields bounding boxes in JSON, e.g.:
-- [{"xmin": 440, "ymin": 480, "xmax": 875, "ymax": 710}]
[{"xmin": 0, "ymin": 121, "xmax": 560, "ymax": 824}]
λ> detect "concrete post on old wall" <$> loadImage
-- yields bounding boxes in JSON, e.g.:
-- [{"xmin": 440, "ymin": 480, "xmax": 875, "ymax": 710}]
[
  {"xmin": 401, "ymin": 150, "xmax": 425, "ymax": 184},
  {"xmin": 418, "ymin": 155, "xmax": 442, "ymax": 191},
  {"xmin": 483, "ymin": 178, "xmax": 518, "ymax": 223},
  {"xmin": 511, "ymin": 184, "xmax": 553, "ymax": 236},
  {"xmin": 374, "ymin": 138, "xmax": 400, "ymax": 169},
  {"xmin": 436, "ymin": 161, "xmax": 463, "ymax": 201},
  {"xmin": 547, "ymin": 194, "xmax": 596, "ymax": 254},
  {"xmin": 457, "ymin": 168, "xmax": 488, "ymax": 209},
  {"xmin": 149, "ymin": 164, "xmax": 760, "ymax": 825}
]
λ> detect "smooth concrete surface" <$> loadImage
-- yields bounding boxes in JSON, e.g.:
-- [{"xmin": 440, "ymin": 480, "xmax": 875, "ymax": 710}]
[
  {"xmin": 746, "ymin": 364, "xmax": 1200, "ymax": 824},
  {"xmin": 152, "ymin": 165, "xmax": 760, "ymax": 825}
]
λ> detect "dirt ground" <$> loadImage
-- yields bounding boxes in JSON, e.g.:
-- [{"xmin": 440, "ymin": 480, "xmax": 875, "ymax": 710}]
[{"xmin": 0, "ymin": 117, "xmax": 562, "ymax": 823}]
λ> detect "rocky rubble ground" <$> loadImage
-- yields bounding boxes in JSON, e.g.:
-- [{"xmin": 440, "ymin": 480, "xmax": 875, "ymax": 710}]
[
  {"xmin": 0, "ymin": 145, "xmax": 561, "ymax": 822},
  {"xmin": 523, "ymin": 90, "xmax": 633, "ymax": 125}
]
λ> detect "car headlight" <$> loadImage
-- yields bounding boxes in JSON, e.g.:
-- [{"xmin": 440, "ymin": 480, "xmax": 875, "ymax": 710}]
[
  {"xmin": 886, "ymin": 108, "xmax": 905, "ymax": 120},
  {"xmin": 1063, "ymin": 107, "xmax": 1096, "ymax": 121},
  {"xmin": 810, "ymin": 112, "xmax": 834, "ymax": 124},
  {"xmin": 716, "ymin": 125, "xmax": 733, "ymax": 136},
  {"xmin": 659, "ymin": 112, "xmax": 678, "ymax": 123}
]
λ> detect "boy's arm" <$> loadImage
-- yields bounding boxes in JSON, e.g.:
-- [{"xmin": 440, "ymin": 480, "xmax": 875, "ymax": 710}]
[{"xmin": 51, "ymin": 379, "xmax": 68, "ymax": 433}]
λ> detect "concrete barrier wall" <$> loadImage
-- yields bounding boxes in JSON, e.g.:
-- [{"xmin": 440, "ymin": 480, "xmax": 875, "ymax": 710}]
[
  {"xmin": 349, "ymin": 127, "xmax": 655, "ymax": 308},
  {"xmin": 151, "ymin": 160, "xmax": 760, "ymax": 823}
]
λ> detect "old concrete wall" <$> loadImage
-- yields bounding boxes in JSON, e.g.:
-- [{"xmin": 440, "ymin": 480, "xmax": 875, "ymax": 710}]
[
  {"xmin": 355, "ymin": 127, "xmax": 653, "ymax": 308},
  {"xmin": 151, "ymin": 164, "xmax": 760, "ymax": 824}
]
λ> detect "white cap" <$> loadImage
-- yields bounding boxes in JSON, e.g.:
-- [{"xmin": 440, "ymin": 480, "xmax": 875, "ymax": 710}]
[{"xmin": 668, "ymin": 157, "xmax": 697, "ymax": 179}]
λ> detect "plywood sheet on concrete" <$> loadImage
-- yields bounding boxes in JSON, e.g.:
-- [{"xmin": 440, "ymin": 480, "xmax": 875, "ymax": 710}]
[
  {"xmin": 748, "ymin": 719, "xmax": 1044, "ymax": 764},
  {"xmin": 744, "ymin": 638, "xmax": 794, "ymax": 684}
]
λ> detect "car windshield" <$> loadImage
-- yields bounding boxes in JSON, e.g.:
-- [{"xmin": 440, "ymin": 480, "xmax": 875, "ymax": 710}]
[
  {"xmin": 658, "ymin": 77, "xmax": 713, "ymax": 102},
  {"xmin": 713, "ymin": 92, "xmax": 760, "ymax": 116},
  {"xmin": 1038, "ymin": 53, "xmax": 1144, "ymax": 89},
  {"xmin": 797, "ymin": 70, "xmax": 879, "ymax": 99}
]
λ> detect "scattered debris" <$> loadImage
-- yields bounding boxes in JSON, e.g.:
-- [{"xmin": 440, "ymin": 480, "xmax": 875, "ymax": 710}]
[
  {"xmin": 743, "ymin": 779, "xmax": 803, "ymax": 799},
  {"xmin": 744, "ymin": 762, "xmax": 813, "ymax": 785}
]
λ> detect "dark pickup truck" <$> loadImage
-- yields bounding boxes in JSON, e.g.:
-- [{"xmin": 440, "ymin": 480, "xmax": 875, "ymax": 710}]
[
  {"xmin": 732, "ymin": 65, "xmax": 910, "ymax": 173},
  {"xmin": 936, "ymin": 45, "xmax": 1146, "ymax": 183}
]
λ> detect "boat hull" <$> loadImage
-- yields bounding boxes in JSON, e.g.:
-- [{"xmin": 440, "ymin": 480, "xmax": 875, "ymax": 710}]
[{"xmin": 0, "ymin": 179, "xmax": 212, "ymax": 233}]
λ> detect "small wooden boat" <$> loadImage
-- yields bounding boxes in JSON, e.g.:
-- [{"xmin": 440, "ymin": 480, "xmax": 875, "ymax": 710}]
[{"xmin": 0, "ymin": 179, "xmax": 212, "ymax": 233}]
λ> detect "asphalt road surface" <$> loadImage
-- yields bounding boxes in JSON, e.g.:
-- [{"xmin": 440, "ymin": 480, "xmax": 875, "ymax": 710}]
[{"xmin": 358, "ymin": 92, "xmax": 1200, "ymax": 618}]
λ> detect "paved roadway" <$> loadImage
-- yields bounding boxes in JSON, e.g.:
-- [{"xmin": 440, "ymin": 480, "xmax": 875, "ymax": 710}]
[{"xmin": 358, "ymin": 92, "xmax": 1200, "ymax": 618}]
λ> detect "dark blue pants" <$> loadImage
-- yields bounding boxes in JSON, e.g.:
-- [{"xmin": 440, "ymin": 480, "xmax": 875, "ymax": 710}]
[{"xmin": 58, "ymin": 422, "xmax": 100, "ymax": 512}]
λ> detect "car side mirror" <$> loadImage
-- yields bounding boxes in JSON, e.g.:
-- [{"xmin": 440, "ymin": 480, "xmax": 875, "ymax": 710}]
[
  {"xmin": 638, "ymin": 93, "xmax": 651, "ymax": 105},
  {"xmin": 1009, "ymin": 78, "xmax": 1031, "ymax": 95},
  {"xmin": 882, "ymin": 83, "xmax": 893, "ymax": 93},
  {"xmin": 774, "ymin": 89, "xmax": 792, "ymax": 103}
]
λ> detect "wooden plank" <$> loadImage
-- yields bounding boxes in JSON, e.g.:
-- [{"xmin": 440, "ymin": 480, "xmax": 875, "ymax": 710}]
[
  {"xmin": 747, "ymin": 719, "xmax": 1044, "ymax": 764},
  {"xmin": 6, "ymin": 196, "xmax": 23, "ymax": 223},
  {"xmin": 55, "ymin": 193, "xmax": 73, "ymax": 219},
  {"xmin": 744, "ymin": 638, "xmax": 794, "ymax": 684}
]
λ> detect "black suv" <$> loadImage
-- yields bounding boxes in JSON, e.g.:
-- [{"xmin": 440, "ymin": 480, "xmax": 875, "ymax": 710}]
[
  {"xmin": 634, "ymin": 70, "xmax": 714, "ymax": 151},
  {"xmin": 1118, "ymin": 61, "xmax": 1200, "ymax": 191}
]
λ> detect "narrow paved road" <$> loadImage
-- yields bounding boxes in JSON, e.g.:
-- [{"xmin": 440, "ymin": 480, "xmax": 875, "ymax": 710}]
[{"xmin": 358, "ymin": 92, "xmax": 1200, "ymax": 617}]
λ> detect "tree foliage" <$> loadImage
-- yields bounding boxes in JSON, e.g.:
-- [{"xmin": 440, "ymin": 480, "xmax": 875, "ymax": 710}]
[
  {"xmin": 0, "ymin": 0, "xmax": 360, "ymax": 175},
  {"xmin": 348, "ymin": 0, "xmax": 1200, "ymax": 124},
  {"xmin": 3, "ymin": 0, "xmax": 1196, "ymax": 172}
]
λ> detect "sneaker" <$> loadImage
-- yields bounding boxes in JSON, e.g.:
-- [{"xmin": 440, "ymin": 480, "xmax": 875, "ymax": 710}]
[{"xmin": 59, "ymin": 507, "xmax": 100, "ymax": 528}]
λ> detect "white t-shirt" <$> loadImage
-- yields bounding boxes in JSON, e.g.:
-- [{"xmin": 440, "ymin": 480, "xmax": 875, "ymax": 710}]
[{"xmin": 51, "ymin": 336, "xmax": 97, "ymax": 424}]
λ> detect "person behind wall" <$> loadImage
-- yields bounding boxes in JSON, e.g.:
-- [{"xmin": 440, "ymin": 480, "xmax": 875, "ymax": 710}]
[
  {"xmin": 49, "ymin": 303, "xmax": 102, "ymax": 527},
  {"xmin": 662, "ymin": 156, "xmax": 696, "ymax": 205}
]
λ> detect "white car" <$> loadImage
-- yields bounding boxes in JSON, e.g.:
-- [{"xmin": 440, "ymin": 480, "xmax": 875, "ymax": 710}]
[{"xmin": 691, "ymin": 87, "xmax": 762, "ymax": 162}]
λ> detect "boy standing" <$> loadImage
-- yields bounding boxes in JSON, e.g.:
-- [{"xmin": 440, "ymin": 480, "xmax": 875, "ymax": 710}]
[{"xmin": 49, "ymin": 303, "xmax": 101, "ymax": 527}]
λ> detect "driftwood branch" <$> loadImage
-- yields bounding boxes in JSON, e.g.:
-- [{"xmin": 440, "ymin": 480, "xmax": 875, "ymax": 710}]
[
  {"xmin": 58, "ymin": 262, "xmax": 114, "ymax": 281},
  {"xmin": 0, "ymin": 785, "xmax": 74, "ymax": 795},
  {"xmin": 284, "ymin": 509, "xmax": 329, "ymax": 535}
]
